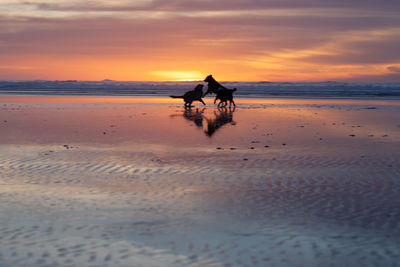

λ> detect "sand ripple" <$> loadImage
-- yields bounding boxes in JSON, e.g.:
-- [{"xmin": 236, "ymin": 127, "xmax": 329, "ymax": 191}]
[{"xmin": 1, "ymin": 144, "xmax": 400, "ymax": 266}]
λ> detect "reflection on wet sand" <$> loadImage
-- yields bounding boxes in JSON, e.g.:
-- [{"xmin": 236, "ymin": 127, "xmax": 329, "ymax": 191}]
[
  {"xmin": 184, "ymin": 107, "xmax": 205, "ymax": 128},
  {"xmin": 171, "ymin": 107, "xmax": 236, "ymax": 137},
  {"xmin": 2, "ymin": 96, "xmax": 400, "ymax": 267},
  {"xmin": 203, "ymin": 107, "xmax": 235, "ymax": 137}
]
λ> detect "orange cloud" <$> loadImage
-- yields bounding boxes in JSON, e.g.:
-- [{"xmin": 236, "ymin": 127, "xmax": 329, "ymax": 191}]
[{"xmin": 1, "ymin": 1, "xmax": 400, "ymax": 81}]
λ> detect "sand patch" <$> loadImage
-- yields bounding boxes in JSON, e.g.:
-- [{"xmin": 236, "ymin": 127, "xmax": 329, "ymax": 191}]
[{"xmin": 1, "ymin": 96, "xmax": 400, "ymax": 266}]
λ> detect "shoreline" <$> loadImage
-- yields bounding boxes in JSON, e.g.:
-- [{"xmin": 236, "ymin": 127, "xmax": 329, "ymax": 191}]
[
  {"xmin": 2, "ymin": 93, "xmax": 400, "ymax": 101},
  {"xmin": 2, "ymin": 94, "xmax": 400, "ymax": 105}
]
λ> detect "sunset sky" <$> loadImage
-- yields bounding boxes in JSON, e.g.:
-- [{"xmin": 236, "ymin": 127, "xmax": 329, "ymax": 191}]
[{"xmin": 1, "ymin": 0, "xmax": 400, "ymax": 81}]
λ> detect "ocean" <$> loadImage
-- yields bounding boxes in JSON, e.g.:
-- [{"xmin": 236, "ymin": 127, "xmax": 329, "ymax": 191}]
[{"xmin": 1, "ymin": 80, "xmax": 400, "ymax": 98}]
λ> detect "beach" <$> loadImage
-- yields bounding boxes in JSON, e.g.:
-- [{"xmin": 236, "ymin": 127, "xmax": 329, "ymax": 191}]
[{"xmin": 1, "ymin": 95, "xmax": 400, "ymax": 266}]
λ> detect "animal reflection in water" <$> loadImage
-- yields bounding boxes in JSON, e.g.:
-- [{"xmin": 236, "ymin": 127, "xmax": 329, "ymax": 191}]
[{"xmin": 170, "ymin": 107, "xmax": 236, "ymax": 137}]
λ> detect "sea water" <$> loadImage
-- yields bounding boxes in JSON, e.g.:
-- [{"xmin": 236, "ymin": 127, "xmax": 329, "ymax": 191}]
[{"xmin": 1, "ymin": 80, "xmax": 400, "ymax": 98}]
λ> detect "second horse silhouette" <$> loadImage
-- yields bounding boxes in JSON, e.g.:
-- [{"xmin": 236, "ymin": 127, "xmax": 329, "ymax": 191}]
[{"xmin": 170, "ymin": 84, "xmax": 206, "ymax": 108}]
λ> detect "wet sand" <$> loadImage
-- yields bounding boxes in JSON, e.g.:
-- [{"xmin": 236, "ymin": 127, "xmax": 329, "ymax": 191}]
[{"xmin": 1, "ymin": 96, "xmax": 400, "ymax": 266}]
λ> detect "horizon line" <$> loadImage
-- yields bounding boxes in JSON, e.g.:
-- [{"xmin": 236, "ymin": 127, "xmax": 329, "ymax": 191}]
[{"xmin": 1, "ymin": 79, "xmax": 400, "ymax": 83}]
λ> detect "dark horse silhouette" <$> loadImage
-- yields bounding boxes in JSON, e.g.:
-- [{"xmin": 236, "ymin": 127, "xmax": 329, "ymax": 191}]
[{"xmin": 203, "ymin": 75, "xmax": 236, "ymax": 107}]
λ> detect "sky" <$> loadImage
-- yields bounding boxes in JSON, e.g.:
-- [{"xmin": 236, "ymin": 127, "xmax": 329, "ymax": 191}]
[{"xmin": 1, "ymin": 0, "xmax": 400, "ymax": 81}]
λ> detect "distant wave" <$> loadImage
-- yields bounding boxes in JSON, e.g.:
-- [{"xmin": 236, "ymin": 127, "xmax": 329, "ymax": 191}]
[{"xmin": 1, "ymin": 80, "xmax": 400, "ymax": 98}]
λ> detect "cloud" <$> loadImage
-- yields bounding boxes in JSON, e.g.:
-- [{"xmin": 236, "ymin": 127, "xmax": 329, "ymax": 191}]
[
  {"xmin": 1, "ymin": 0, "xmax": 400, "ymax": 81},
  {"xmin": 12, "ymin": 0, "xmax": 400, "ymax": 13},
  {"xmin": 296, "ymin": 33, "xmax": 400, "ymax": 65},
  {"xmin": 338, "ymin": 72, "xmax": 400, "ymax": 82},
  {"xmin": 18, "ymin": 0, "xmax": 154, "ymax": 12},
  {"xmin": 2, "ymin": 10, "xmax": 398, "ymax": 54},
  {"xmin": 388, "ymin": 65, "xmax": 400, "ymax": 73}
]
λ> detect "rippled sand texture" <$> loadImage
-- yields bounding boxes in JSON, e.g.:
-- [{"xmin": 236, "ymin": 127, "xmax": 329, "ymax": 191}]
[{"xmin": 1, "ymin": 96, "xmax": 400, "ymax": 267}]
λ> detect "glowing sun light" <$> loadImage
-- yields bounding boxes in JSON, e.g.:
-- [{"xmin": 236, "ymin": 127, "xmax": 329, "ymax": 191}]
[{"xmin": 151, "ymin": 71, "xmax": 203, "ymax": 81}]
